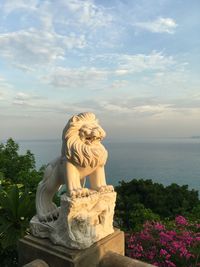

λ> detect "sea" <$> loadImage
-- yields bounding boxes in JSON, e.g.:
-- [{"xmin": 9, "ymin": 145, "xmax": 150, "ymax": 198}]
[{"xmin": 16, "ymin": 138, "xmax": 200, "ymax": 192}]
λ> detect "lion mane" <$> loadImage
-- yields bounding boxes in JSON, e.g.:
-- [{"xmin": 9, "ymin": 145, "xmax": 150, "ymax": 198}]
[{"xmin": 61, "ymin": 112, "xmax": 107, "ymax": 168}]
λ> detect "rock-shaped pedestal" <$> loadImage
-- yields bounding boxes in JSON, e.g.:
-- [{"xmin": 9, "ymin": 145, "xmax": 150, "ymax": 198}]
[{"xmin": 30, "ymin": 191, "xmax": 116, "ymax": 249}]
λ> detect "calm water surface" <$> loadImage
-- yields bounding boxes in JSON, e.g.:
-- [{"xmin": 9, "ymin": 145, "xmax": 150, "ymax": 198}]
[{"xmin": 17, "ymin": 139, "xmax": 200, "ymax": 191}]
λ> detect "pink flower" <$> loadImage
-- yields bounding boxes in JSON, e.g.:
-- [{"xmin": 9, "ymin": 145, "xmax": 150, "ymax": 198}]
[
  {"xmin": 128, "ymin": 216, "xmax": 200, "ymax": 266},
  {"xmin": 160, "ymin": 249, "xmax": 168, "ymax": 256},
  {"xmin": 165, "ymin": 260, "xmax": 176, "ymax": 267},
  {"xmin": 171, "ymin": 241, "xmax": 181, "ymax": 250},
  {"xmin": 175, "ymin": 215, "xmax": 188, "ymax": 226},
  {"xmin": 154, "ymin": 222, "xmax": 165, "ymax": 231},
  {"xmin": 140, "ymin": 231, "xmax": 152, "ymax": 241},
  {"xmin": 159, "ymin": 231, "xmax": 173, "ymax": 244}
]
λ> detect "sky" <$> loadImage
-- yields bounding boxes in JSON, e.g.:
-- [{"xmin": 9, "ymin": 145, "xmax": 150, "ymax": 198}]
[{"xmin": 0, "ymin": 0, "xmax": 200, "ymax": 141}]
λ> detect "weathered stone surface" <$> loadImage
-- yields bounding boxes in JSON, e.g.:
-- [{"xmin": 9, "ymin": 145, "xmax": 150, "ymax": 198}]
[
  {"xmin": 31, "ymin": 191, "xmax": 116, "ymax": 249},
  {"xmin": 23, "ymin": 259, "xmax": 49, "ymax": 267},
  {"xmin": 18, "ymin": 229, "xmax": 124, "ymax": 267},
  {"xmin": 99, "ymin": 251, "xmax": 156, "ymax": 267}
]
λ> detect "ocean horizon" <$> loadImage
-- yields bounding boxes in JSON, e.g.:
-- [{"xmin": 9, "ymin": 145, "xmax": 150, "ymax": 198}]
[{"xmin": 10, "ymin": 138, "xmax": 200, "ymax": 193}]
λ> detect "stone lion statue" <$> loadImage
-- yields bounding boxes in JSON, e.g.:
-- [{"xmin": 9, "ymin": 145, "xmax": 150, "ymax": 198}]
[{"xmin": 36, "ymin": 112, "xmax": 113, "ymax": 221}]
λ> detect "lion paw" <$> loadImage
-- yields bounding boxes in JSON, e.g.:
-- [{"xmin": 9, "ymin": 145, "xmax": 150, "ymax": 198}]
[
  {"xmin": 98, "ymin": 185, "xmax": 114, "ymax": 193},
  {"xmin": 106, "ymin": 185, "xmax": 114, "ymax": 192},
  {"xmin": 69, "ymin": 188, "xmax": 90, "ymax": 198},
  {"xmin": 77, "ymin": 188, "xmax": 90, "ymax": 197},
  {"xmin": 88, "ymin": 189, "xmax": 98, "ymax": 195}
]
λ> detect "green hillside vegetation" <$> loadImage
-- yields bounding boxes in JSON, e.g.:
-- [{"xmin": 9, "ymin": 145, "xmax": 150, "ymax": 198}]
[
  {"xmin": 115, "ymin": 179, "xmax": 200, "ymax": 231},
  {"xmin": 0, "ymin": 139, "xmax": 44, "ymax": 266}
]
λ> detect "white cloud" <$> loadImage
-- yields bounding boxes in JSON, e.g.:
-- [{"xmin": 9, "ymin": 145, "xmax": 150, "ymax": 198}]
[
  {"xmin": 11, "ymin": 63, "xmax": 35, "ymax": 72},
  {"xmin": 46, "ymin": 67, "xmax": 109, "ymax": 89},
  {"xmin": 109, "ymin": 80, "xmax": 129, "ymax": 90},
  {"xmin": 11, "ymin": 93, "xmax": 88, "ymax": 115},
  {"xmin": 133, "ymin": 104, "xmax": 172, "ymax": 115},
  {"xmin": 0, "ymin": 75, "xmax": 13, "ymax": 101},
  {"xmin": 12, "ymin": 96, "xmax": 45, "ymax": 109},
  {"xmin": 190, "ymin": 92, "xmax": 200, "ymax": 100},
  {"xmin": 64, "ymin": 0, "xmax": 112, "ymax": 28},
  {"xmin": 93, "ymin": 51, "xmax": 177, "ymax": 76},
  {"xmin": 116, "ymin": 51, "xmax": 176, "ymax": 74},
  {"xmin": 58, "ymin": 97, "xmax": 173, "ymax": 117},
  {"xmin": 14, "ymin": 91, "xmax": 41, "ymax": 101},
  {"xmin": 15, "ymin": 92, "xmax": 30, "ymax": 100},
  {"xmin": 98, "ymin": 99, "xmax": 173, "ymax": 116},
  {"xmin": 2, "ymin": 0, "xmax": 112, "ymax": 30},
  {"xmin": 0, "ymin": 28, "xmax": 86, "ymax": 69},
  {"xmin": 45, "ymin": 51, "xmax": 185, "ymax": 90},
  {"xmin": 92, "ymin": 96, "xmax": 200, "ymax": 118},
  {"xmin": 135, "ymin": 17, "xmax": 177, "ymax": 34},
  {"xmin": 99, "ymin": 101, "xmax": 133, "ymax": 114},
  {"xmin": 2, "ymin": 0, "xmax": 38, "ymax": 14}
]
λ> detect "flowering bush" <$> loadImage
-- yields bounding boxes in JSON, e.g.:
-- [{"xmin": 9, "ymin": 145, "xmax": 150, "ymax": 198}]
[{"xmin": 128, "ymin": 216, "xmax": 200, "ymax": 266}]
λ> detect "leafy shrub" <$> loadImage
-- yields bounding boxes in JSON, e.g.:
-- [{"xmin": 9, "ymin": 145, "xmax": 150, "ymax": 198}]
[
  {"xmin": 0, "ymin": 185, "xmax": 35, "ymax": 248},
  {"xmin": 127, "ymin": 216, "xmax": 200, "ymax": 266},
  {"xmin": 0, "ymin": 183, "xmax": 35, "ymax": 266},
  {"xmin": 115, "ymin": 179, "xmax": 200, "ymax": 231},
  {"xmin": 0, "ymin": 139, "xmax": 43, "ymax": 266},
  {"xmin": 115, "ymin": 202, "xmax": 160, "ymax": 231},
  {"xmin": 0, "ymin": 139, "xmax": 34, "ymax": 180}
]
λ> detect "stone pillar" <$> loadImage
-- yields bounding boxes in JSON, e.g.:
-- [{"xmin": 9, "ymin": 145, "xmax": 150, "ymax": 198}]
[
  {"xmin": 30, "ymin": 191, "xmax": 116, "ymax": 249},
  {"xmin": 19, "ymin": 229, "xmax": 124, "ymax": 267}
]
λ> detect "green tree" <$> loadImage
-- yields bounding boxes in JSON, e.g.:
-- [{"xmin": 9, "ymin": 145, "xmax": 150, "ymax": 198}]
[
  {"xmin": 0, "ymin": 138, "xmax": 42, "ymax": 191},
  {"xmin": 0, "ymin": 138, "xmax": 43, "ymax": 266},
  {"xmin": 115, "ymin": 179, "xmax": 200, "ymax": 231},
  {"xmin": 0, "ymin": 138, "xmax": 35, "ymax": 180},
  {"xmin": 164, "ymin": 183, "xmax": 199, "ymax": 217},
  {"xmin": 115, "ymin": 201, "xmax": 160, "ymax": 231}
]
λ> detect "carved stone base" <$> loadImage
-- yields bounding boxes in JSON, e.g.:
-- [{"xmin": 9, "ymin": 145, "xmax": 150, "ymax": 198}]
[
  {"xmin": 30, "ymin": 191, "xmax": 116, "ymax": 249},
  {"xmin": 19, "ymin": 229, "xmax": 124, "ymax": 267}
]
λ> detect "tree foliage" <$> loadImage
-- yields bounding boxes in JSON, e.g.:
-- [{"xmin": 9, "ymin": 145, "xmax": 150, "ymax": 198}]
[
  {"xmin": 0, "ymin": 138, "xmax": 43, "ymax": 266},
  {"xmin": 0, "ymin": 138, "xmax": 42, "ymax": 191},
  {"xmin": 115, "ymin": 179, "xmax": 200, "ymax": 231},
  {"xmin": 0, "ymin": 139, "xmax": 34, "ymax": 180},
  {"xmin": 0, "ymin": 185, "xmax": 35, "ymax": 249}
]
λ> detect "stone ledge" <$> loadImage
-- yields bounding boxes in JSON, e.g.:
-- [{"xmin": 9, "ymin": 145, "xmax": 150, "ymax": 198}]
[
  {"xmin": 18, "ymin": 229, "xmax": 124, "ymax": 267},
  {"xmin": 99, "ymin": 251, "xmax": 156, "ymax": 267},
  {"xmin": 23, "ymin": 259, "xmax": 49, "ymax": 267}
]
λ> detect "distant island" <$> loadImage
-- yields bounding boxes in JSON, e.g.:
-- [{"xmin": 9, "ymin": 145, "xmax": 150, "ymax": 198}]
[{"xmin": 191, "ymin": 136, "xmax": 200, "ymax": 139}]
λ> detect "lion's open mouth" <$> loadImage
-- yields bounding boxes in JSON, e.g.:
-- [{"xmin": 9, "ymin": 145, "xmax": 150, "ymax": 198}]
[
  {"xmin": 79, "ymin": 124, "xmax": 105, "ymax": 145},
  {"xmin": 85, "ymin": 136, "xmax": 102, "ymax": 144}
]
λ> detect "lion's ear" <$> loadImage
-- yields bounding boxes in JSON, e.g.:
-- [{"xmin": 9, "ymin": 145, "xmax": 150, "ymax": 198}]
[{"xmin": 71, "ymin": 115, "xmax": 80, "ymax": 123}]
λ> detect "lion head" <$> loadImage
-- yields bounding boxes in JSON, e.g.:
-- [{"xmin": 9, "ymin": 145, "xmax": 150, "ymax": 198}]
[{"xmin": 61, "ymin": 112, "xmax": 107, "ymax": 168}]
